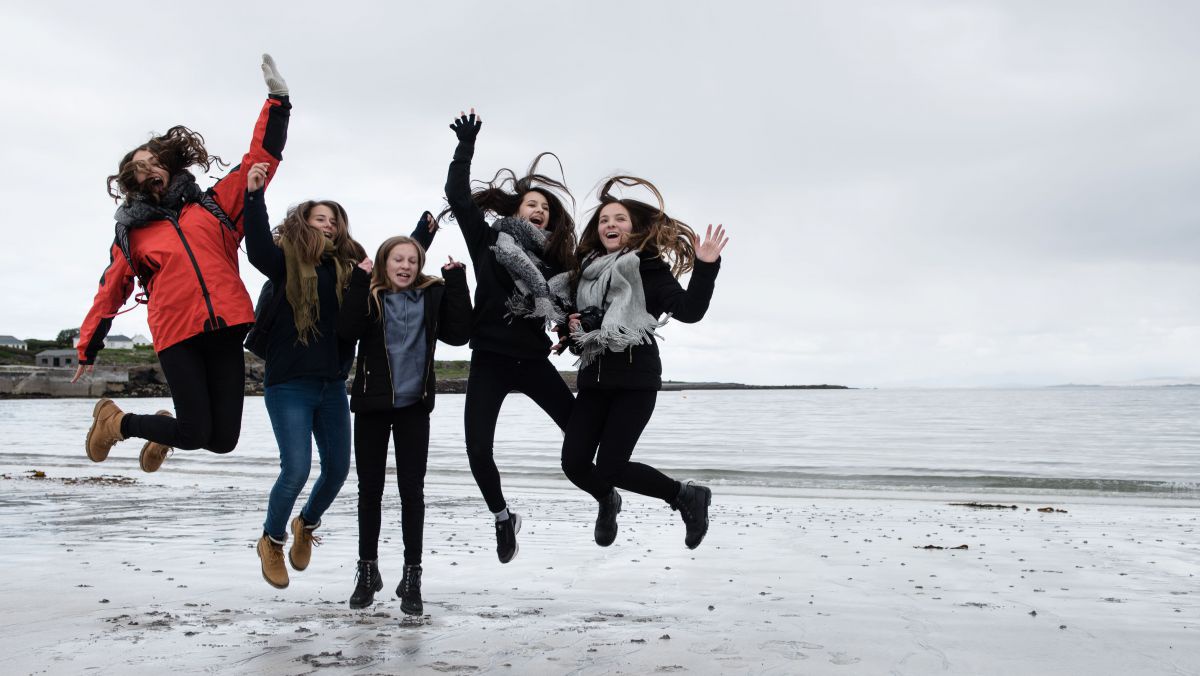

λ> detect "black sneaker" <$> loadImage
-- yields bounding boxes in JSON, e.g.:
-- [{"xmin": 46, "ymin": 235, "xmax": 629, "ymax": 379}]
[
  {"xmin": 671, "ymin": 482, "xmax": 712, "ymax": 549},
  {"xmin": 495, "ymin": 512, "xmax": 522, "ymax": 564},
  {"xmin": 594, "ymin": 490, "xmax": 622, "ymax": 547},
  {"xmin": 348, "ymin": 559, "xmax": 383, "ymax": 609},
  {"xmin": 397, "ymin": 564, "xmax": 423, "ymax": 616}
]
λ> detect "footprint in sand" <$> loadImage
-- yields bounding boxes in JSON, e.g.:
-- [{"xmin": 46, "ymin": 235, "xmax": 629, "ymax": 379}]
[{"xmin": 829, "ymin": 652, "xmax": 861, "ymax": 665}]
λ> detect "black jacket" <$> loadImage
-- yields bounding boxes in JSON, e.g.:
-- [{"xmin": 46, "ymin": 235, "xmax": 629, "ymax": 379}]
[
  {"xmin": 243, "ymin": 188, "xmax": 355, "ymax": 386},
  {"xmin": 445, "ymin": 139, "xmax": 564, "ymax": 359},
  {"xmin": 244, "ymin": 196, "xmax": 439, "ymax": 387},
  {"xmin": 576, "ymin": 254, "xmax": 720, "ymax": 391},
  {"xmin": 336, "ymin": 266, "xmax": 472, "ymax": 413}
]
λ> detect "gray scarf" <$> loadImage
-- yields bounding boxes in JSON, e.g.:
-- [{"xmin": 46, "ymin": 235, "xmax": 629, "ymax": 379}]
[
  {"xmin": 490, "ymin": 217, "xmax": 572, "ymax": 327},
  {"xmin": 571, "ymin": 250, "xmax": 667, "ymax": 368}
]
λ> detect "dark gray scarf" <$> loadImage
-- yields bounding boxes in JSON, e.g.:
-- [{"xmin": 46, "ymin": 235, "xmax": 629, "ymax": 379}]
[
  {"xmin": 490, "ymin": 217, "xmax": 572, "ymax": 327},
  {"xmin": 112, "ymin": 173, "xmax": 204, "ymax": 274}
]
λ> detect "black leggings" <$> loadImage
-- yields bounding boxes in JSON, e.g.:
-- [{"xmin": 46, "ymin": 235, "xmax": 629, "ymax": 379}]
[
  {"xmin": 122, "ymin": 326, "xmax": 247, "ymax": 453},
  {"xmin": 355, "ymin": 404, "xmax": 429, "ymax": 564},
  {"xmin": 561, "ymin": 388, "xmax": 678, "ymax": 503},
  {"xmin": 464, "ymin": 349, "xmax": 574, "ymax": 513}
]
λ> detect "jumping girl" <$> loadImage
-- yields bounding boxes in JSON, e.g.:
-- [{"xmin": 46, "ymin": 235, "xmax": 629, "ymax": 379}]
[
  {"xmin": 76, "ymin": 55, "xmax": 290, "ymax": 474},
  {"xmin": 337, "ymin": 237, "xmax": 472, "ymax": 612},
  {"xmin": 243, "ymin": 159, "xmax": 374, "ymax": 588},
  {"xmin": 560, "ymin": 176, "xmax": 728, "ymax": 550},
  {"xmin": 442, "ymin": 110, "xmax": 578, "ymax": 563}
]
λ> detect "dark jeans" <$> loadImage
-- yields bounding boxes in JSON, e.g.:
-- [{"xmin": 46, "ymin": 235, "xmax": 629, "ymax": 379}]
[
  {"xmin": 262, "ymin": 377, "xmax": 352, "ymax": 539},
  {"xmin": 561, "ymin": 388, "xmax": 677, "ymax": 503},
  {"xmin": 123, "ymin": 326, "xmax": 247, "ymax": 453},
  {"xmin": 355, "ymin": 404, "xmax": 430, "ymax": 564},
  {"xmin": 464, "ymin": 349, "xmax": 574, "ymax": 513}
]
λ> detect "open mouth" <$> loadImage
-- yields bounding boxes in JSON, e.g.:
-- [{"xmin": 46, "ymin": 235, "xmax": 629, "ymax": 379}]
[
  {"xmin": 530, "ymin": 214, "xmax": 545, "ymax": 227},
  {"xmin": 395, "ymin": 272, "xmax": 412, "ymax": 284},
  {"xmin": 604, "ymin": 231, "xmax": 621, "ymax": 242}
]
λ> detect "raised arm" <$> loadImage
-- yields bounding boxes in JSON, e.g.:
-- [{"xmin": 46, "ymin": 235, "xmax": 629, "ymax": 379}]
[
  {"xmin": 645, "ymin": 225, "xmax": 729, "ymax": 324},
  {"xmin": 444, "ymin": 110, "xmax": 492, "ymax": 255},
  {"xmin": 437, "ymin": 258, "xmax": 473, "ymax": 346},
  {"xmin": 208, "ymin": 54, "xmax": 292, "ymax": 234},
  {"xmin": 410, "ymin": 210, "xmax": 439, "ymax": 252},
  {"xmin": 243, "ymin": 162, "xmax": 285, "ymax": 279}
]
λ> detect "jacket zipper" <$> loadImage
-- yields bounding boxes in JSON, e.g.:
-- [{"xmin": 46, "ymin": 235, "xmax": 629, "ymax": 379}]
[{"xmin": 168, "ymin": 215, "xmax": 220, "ymax": 330}]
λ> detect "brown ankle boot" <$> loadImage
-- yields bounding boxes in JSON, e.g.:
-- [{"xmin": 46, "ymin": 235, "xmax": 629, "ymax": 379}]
[
  {"xmin": 257, "ymin": 534, "xmax": 289, "ymax": 589},
  {"xmin": 138, "ymin": 410, "xmax": 175, "ymax": 473},
  {"xmin": 289, "ymin": 516, "xmax": 322, "ymax": 571},
  {"xmin": 85, "ymin": 398, "xmax": 126, "ymax": 462}
]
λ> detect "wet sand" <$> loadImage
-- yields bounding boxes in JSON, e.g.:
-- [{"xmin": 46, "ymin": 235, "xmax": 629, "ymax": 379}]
[{"xmin": 1, "ymin": 454, "xmax": 1197, "ymax": 675}]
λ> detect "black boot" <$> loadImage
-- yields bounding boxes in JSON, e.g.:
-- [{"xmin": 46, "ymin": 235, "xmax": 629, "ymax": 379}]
[
  {"xmin": 594, "ymin": 490, "xmax": 622, "ymax": 547},
  {"xmin": 398, "ymin": 564, "xmax": 423, "ymax": 615},
  {"xmin": 495, "ymin": 512, "xmax": 522, "ymax": 564},
  {"xmin": 670, "ymin": 481, "xmax": 711, "ymax": 549},
  {"xmin": 348, "ymin": 559, "xmax": 383, "ymax": 609}
]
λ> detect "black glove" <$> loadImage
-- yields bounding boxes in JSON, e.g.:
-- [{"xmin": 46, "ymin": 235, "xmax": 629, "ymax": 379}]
[{"xmin": 450, "ymin": 112, "xmax": 482, "ymax": 143}]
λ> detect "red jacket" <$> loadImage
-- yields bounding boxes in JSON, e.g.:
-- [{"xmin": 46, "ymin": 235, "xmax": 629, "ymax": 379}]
[{"xmin": 78, "ymin": 97, "xmax": 290, "ymax": 363}]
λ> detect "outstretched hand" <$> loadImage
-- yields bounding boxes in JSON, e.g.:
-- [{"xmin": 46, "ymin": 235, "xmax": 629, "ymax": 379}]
[
  {"xmin": 694, "ymin": 224, "xmax": 728, "ymax": 263},
  {"xmin": 357, "ymin": 257, "xmax": 373, "ymax": 274},
  {"xmin": 442, "ymin": 255, "xmax": 464, "ymax": 271},
  {"xmin": 247, "ymin": 162, "xmax": 270, "ymax": 192},
  {"xmin": 262, "ymin": 53, "xmax": 288, "ymax": 97},
  {"xmin": 421, "ymin": 211, "xmax": 439, "ymax": 234},
  {"xmin": 450, "ymin": 108, "xmax": 482, "ymax": 142},
  {"xmin": 71, "ymin": 364, "xmax": 93, "ymax": 384}
]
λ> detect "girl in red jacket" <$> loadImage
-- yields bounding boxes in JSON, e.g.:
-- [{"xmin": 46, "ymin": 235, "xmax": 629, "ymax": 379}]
[{"xmin": 76, "ymin": 55, "xmax": 291, "ymax": 472}]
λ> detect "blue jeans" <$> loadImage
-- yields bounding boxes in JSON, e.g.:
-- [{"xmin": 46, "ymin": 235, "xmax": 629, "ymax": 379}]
[{"xmin": 263, "ymin": 377, "xmax": 351, "ymax": 539}]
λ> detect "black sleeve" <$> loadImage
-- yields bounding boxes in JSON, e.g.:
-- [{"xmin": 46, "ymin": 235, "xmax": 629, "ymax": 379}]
[
  {"xmin": 444, "ymin": 139, "xmax": 494, "ymax": 262},
  {"xmin": 437, "ymin": 266, "xmax": 474, "ymax": 346},
  {"xmin": 644, "ymin": 258, "xmax": 721, "ymax": 323},
  {"xmin": 410, "ymin": 210, "xmax": 438, "ymax": 252},
  {"xmin": 243, "ymin": 188, "xmax": 285, "ymax": 279},
  {"xmin": 336, "ymin": 267, "xmax": 373, "ymax": 343}
]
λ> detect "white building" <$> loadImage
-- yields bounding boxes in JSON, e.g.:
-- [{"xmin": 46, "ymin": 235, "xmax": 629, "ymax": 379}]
[
  {"xmin": 0, "ymin": 335, "xmax": 27, "ymax": 350},
  {"xmin": 105, "ymin": 335, "xmax": 135, "ymax": 350},
  {"xmin": 131, "ymin": 334, "xmax": 152, "ymax": 347}
]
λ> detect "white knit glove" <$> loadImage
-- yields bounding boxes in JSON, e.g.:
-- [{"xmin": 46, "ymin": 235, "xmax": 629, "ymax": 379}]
[{"xmin": 261, "ymin": 53, "xmax": 288, "ymax": 97}]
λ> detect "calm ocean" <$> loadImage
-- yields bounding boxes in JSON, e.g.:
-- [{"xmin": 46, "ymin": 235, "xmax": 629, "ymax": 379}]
[{"xmin": 2, "ymin": 388, "xmax": 1198, "ymax": 499}]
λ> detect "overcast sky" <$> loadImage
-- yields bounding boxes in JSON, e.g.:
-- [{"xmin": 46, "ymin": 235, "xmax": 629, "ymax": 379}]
[{"xmin": 3, "ymin": 1, "xmax": 1198, "ymax": 387}]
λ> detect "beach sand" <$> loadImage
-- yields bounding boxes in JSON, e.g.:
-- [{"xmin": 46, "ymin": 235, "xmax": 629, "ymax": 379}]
[{"xmin": 1, "ymin": 459, "xmax": 1198, "ymax": 675}]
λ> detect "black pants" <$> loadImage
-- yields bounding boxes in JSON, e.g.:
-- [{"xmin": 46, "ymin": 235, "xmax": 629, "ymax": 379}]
[
  {"xmin": 464, "ymin": 349, "xmax": 574, "ymax": 513},
  {"xmin": 122, "ymin": 326, "xmax": 247, "ymax": 453},
  {"xmin": 355, "ymin": 404, "xmax": 429, "ymax": 564},
  {"xmin": 561, "ymin": 388, "xmax": 678, "ymax": 503}
]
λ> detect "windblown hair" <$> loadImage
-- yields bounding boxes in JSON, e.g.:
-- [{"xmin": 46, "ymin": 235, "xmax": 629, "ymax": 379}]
[
  {"xmin": 440, "ymin": 152, "xmax": 578, "ymax": 271},
  {"xmin": 273, "ymin": 200, "xmax": 366, "ymax": 265},
  {"xmin": 368, "ymin": 236, "xmax": 441, "ymax": 317},
  {"xmin": 106, "ymin": 126, "xmax": 228, "ymax": 203},
  {"xmin": 576, "ymin": 176, "xmax": 697, "ymax": 279}
]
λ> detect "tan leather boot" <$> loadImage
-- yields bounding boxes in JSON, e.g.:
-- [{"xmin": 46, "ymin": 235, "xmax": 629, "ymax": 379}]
[
  {"xmin": 138, "ymin": 410, "xmax": 175, "ymax": 473},
  {"xmin": 85, "ymin": 399, "xmax": 126, "ymax": 462},
  {"xmin": 257, "ymin": 535, "xmax": 289, "ymax": 589},
  {"xmin": 289, "ymin": 516, "xmax": 322, "ymax": 571}
]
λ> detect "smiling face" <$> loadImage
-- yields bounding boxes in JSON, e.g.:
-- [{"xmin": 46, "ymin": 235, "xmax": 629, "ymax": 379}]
[
  {"xmin": 516, "ymin": 190, "xmax": 551, "ymax": 230},
  {"xmin": 597, "ymin": 202, "xmax": 633, "ymax": 253},
  {"xmin": 386, "ymin": 242, "xmax": 421, "ymax": 290},
  {"xmin": 306, "ymin": 204, "xmax": 337, "ymax": 238},
  {"xmin": 130, "ymin": 148, "xmax": 170, "ymax": 197}
]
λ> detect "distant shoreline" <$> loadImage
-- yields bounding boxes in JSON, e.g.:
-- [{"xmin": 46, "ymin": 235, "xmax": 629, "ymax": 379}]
[{"xmin": 0, "ymin": 363, "xmax": 848, "ymax": 399}]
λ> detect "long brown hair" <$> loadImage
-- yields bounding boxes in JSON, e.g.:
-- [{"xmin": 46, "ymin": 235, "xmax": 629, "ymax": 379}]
[
  {"xmin": 273, "ymin": 200, "xmax": 366, "ymax": 264},
  {"xmin": 368, "ymin": 236, "xmax": 442, "ymax": 316},
  {"xmin": 576, "ymin": 176, "xmax": 697, "ymax": 279},
  {"xmin": 106, "ymin": 126, "xmax": 228, "ymax": 203},
  {"xmin": 440, "ymin": 152, "xmax": 578, "ymax": 271}
]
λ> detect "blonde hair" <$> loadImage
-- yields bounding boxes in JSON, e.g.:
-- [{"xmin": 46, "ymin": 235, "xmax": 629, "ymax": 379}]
[{"xmin": 367, "ymin": 236, "xmax": 442, "ymax": 316}]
